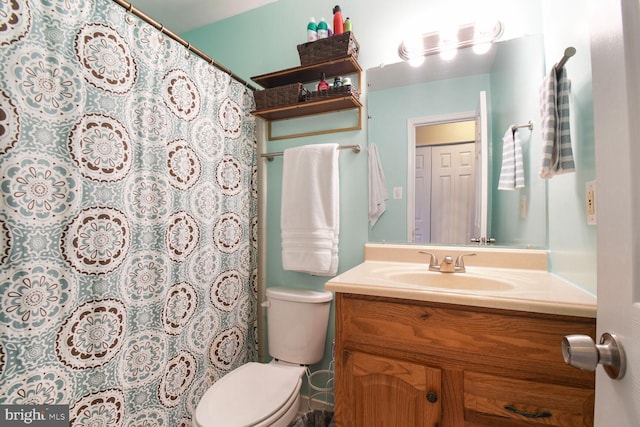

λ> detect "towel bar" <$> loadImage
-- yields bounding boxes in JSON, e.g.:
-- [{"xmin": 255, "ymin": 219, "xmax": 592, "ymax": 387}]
[
  {"xmin": 511, "ymin": 121, "xmax": 534, "ymax": 132},
  {"xmin": 261, "ymin": 144, "xmax": 361, "ymax": 161}
]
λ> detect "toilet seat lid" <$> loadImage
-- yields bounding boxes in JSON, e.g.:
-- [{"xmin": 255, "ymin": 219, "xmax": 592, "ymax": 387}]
[{"xmin": 195, "ymin": 362, "xmax": 302, "ymax": 426}]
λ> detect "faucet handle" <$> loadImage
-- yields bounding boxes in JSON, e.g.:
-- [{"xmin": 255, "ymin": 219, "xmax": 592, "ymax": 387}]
[
  {"xmin": 419, "ymin": 251, "xmax": 439, "ymax": 266},
  {"xmin": 454, "ymin": 253, "xmax": 476, "ymax": 271}
]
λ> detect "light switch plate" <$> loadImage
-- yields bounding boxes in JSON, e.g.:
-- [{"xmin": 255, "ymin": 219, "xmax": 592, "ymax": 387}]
[{"xmin": 393, "ymin": 187, "xmax": 403, "ymax": 199}]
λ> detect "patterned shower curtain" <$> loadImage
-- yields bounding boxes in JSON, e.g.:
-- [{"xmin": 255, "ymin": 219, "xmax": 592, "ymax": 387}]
[{"xmin": 0, "ymin": 0, "xmax": 258, "ymax": 425}]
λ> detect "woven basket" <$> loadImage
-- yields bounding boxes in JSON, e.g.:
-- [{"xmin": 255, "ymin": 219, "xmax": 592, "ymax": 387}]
[
  {"xmin": 297, "ymin": 32, "xmax": 359, "ymax": 65},
  {"xmin": 253, "ymin": 83, "xmax": 306, "ymax": 110},
  {"xmin": 306, "ymin": 85, "xmax": 359, "ymax": 101}
]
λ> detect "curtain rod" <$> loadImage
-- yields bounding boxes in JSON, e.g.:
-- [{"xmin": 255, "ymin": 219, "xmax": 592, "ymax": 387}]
[
  {"xmin": 111, "ymin": 0, "xmax": 258, "ymax": 91},
  {"xmin": 261, "ymin": 144, "xmax": 361, "ymax": 161}
]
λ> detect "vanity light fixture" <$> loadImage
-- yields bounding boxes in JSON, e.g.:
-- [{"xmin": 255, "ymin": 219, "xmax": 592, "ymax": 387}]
[{"xmin": 398, "ymin": 20, "xmax": 504, "ymax": 65}]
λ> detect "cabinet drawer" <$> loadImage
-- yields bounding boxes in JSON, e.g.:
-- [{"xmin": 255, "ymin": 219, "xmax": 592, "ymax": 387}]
[
  {"xmin": 339, "ymin": 295, "xmax": 595, "ymax": 366},
  {"xmin": 463, "ymin": 371, "xmax": 594, "ymax": 426}
]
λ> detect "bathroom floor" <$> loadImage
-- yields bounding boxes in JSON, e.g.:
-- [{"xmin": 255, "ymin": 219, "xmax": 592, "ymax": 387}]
[{"xmin": 288, "ymin": 409, "xmax": 335, "ymax": 427}]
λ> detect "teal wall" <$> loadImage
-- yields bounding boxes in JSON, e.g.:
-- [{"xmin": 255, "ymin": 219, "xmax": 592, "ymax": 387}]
[
  {"xmin": 541, "ymin": 0, "xmax": 596, "ymax": 294},
  {"xmin": 182, "ymin": 0, "xmax": 597, "ymax": 373}
]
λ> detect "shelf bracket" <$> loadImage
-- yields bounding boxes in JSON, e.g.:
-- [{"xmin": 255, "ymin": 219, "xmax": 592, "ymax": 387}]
[{"xmin": 267, "ymin": 106, "xmax": 362, "ymax": 140}]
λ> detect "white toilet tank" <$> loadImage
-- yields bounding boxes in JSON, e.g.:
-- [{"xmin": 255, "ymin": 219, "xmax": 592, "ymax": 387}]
[{"xmin": 266, "ymin": 287, "xmax": 333, "ymax": 365}]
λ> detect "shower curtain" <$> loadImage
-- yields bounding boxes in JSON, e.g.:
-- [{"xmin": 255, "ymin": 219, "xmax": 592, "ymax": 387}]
[{"xmin": 0, "ymin": 0, "xmax": 258, "ymax": 425}]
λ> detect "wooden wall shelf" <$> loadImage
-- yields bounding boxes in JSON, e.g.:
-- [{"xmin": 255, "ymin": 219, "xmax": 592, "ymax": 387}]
[
  {"xmin": 252, "ymin": 94, "xmax": 362, "ymax": 121},
  {"xmin": 251, "ymin": 56, "xmax": 361, "ymax": 88},
  {"xmin": 250, "ymin": 56, "xmax": 362, "ymax": 140}
]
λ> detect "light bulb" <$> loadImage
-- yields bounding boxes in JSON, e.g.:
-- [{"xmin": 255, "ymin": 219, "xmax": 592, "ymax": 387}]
[
  {"xmin": 438, "ymin": 27, "xmax": 458, "ymax": 61},
  {"xmin": 473, "ymin": 42, "xmax": 492, "ymax": 55},
  {"xmin": 439, "ymin": 47, "xmax": 457, "ymax": 61},
  {"xmin": 408, "ymin": 55, "xmax": 425, "ymax": 67}
]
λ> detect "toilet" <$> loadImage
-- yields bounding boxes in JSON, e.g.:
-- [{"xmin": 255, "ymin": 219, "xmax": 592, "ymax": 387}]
[{"xmin": 193, "ymin": 286, "xmax": 333, "ymax": 427}]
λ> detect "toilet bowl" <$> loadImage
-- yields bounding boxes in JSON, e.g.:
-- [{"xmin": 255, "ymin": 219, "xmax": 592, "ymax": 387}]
[
  {"xmin": 193, "ymin": 361, "xmax": 306, "ymax": 427},
  {"xmin": 193, "ymin": 287, "xmax": 333, "ymax": 427}
]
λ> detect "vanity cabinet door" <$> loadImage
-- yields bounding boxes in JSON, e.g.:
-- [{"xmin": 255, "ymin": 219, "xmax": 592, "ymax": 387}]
[{"xmin": 340, "ymin": 350, "xmax": 442, "ymax": 427}]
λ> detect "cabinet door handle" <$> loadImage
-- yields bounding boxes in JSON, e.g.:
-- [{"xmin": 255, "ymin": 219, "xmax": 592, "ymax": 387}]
[{"xmin": 504, "ymin": 405, "xmax": 552, "ymax": 419}]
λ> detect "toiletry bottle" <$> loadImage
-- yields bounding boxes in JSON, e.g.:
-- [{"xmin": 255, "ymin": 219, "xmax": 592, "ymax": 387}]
[
  {"xmin": 344, "ymin": 17, "xmax": 352, "ymax": 33},
  {"xmin": 317, "ymin": 72, "xmax": 330, "ymax": 91},
  {"xmin": 307, "ymin": 17, "xmax": 317, "ymax": 42},
  {"xmin": 333, "ymin": 76, "xmax": 342, "ymax": 88},
  {"xmin": 317, "ymin": 18, "xmax": 329, "ymax": 39},
  {"xmin": 333, "ymin": 6, "xmax": 344, "ymax": 35}
]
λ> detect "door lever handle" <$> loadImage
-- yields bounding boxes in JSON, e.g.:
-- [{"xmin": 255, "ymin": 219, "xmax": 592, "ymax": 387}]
[{"xmin": 562, "ymin": 332, "xmax": 626, "ymax": 379}]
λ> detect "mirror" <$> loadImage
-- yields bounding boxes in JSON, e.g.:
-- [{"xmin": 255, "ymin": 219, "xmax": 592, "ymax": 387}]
[{"xmin": 366, "ymin": 33, "xmax": 548, "ymax": 248}]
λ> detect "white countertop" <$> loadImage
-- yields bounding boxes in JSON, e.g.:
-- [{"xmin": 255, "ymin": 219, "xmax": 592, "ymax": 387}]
[{"xmin": 326, "ymin": 260, "xmax": 597, "ymax": 318}]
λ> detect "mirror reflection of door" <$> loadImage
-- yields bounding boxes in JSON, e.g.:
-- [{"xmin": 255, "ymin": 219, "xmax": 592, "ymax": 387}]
[{"xmin": 414, "ymin": 122, "xmax": 477, "ymax": 244}]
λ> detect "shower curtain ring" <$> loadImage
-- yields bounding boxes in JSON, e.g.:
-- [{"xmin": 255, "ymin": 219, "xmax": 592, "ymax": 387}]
[
  {"xmin": 185, "ymin": 43, "xmax": 191, "ymax": 59},
  {"xmin": 158, "ymin": 24, "xmax": 165, "ymax": 43},
  {"xmin": 125, "ymin": 4, "xmax": 135, "ymax": 25}
]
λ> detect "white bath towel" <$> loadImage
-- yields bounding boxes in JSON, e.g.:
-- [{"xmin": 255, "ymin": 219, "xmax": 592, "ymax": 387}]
[
  {"xmin": 498, "ymin": 127, "xmax": 525, "ymax": 190},
  {"xmin": 539, "ymin": 65, "xmax": 575, "ymax": 178},
  {"xmin": 368, "ymin": 143, "xmax": 388, "ymax": 228},
  {"xmin": 281, "ymin": 143, "xmax": 339, "ymax": 276}
]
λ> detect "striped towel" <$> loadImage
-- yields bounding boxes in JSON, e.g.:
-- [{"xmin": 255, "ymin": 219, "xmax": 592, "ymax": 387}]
[
  {"xmin": 498, "ymin": 127, "xmax": 525, "ymax": 190},
  {"xmin": 539, "ymin": 65, "xmax": 575, "ymax": 178}
]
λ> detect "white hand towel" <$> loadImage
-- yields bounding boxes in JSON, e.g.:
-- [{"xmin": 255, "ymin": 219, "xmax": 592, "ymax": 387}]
[
  {"xmin": 498, "ymin": 127, "xmax": 525, "ymax": 190},
  {"xmin": 539, "ymin": 65, "xmax": 575, "ymax": 178},
  {"xmin": 368, "ymin": 143, "xmax": 388, "ymax": 228},
  {"xmin": 281, "ymin": 143, "xmax": 339, "ymax": 276}
]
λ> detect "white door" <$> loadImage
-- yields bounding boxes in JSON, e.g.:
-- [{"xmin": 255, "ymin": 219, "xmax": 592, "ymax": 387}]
[
  {"xmin": 414, "ymin": 146, "xmax": 431, "ymax": 242},
  {"xmin": 430, "ymin": 142, "xmax": 476, "ymax": 244},
  {"xmin": 589, "ymin": 0, "xmax": 639, "ymax": 424}
]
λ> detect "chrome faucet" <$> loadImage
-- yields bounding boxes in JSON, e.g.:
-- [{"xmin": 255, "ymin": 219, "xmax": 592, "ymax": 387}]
[{"xmin": 420, "ymin": 251, "xmax": 476, "ymax": 273}]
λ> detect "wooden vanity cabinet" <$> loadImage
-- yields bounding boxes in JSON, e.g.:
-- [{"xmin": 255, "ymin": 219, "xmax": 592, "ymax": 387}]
[{"xmin": 334, "ymin": 293, "xmax": 596, "ymax": 427}]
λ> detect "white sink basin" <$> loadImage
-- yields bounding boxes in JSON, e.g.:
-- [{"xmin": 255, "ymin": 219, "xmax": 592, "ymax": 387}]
[
  {"xmin": 326, "ymin": 250, "xmax": 598, "ymax": 318},
  {"xmin": 372, "ymin": 266, "xmax": 516, "ymax": 292}
]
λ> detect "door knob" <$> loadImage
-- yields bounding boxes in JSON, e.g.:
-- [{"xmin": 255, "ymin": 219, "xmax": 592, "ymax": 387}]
[{"xmin": 562, "ymin": 332, "xmax": 626, "ymax": 379}]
